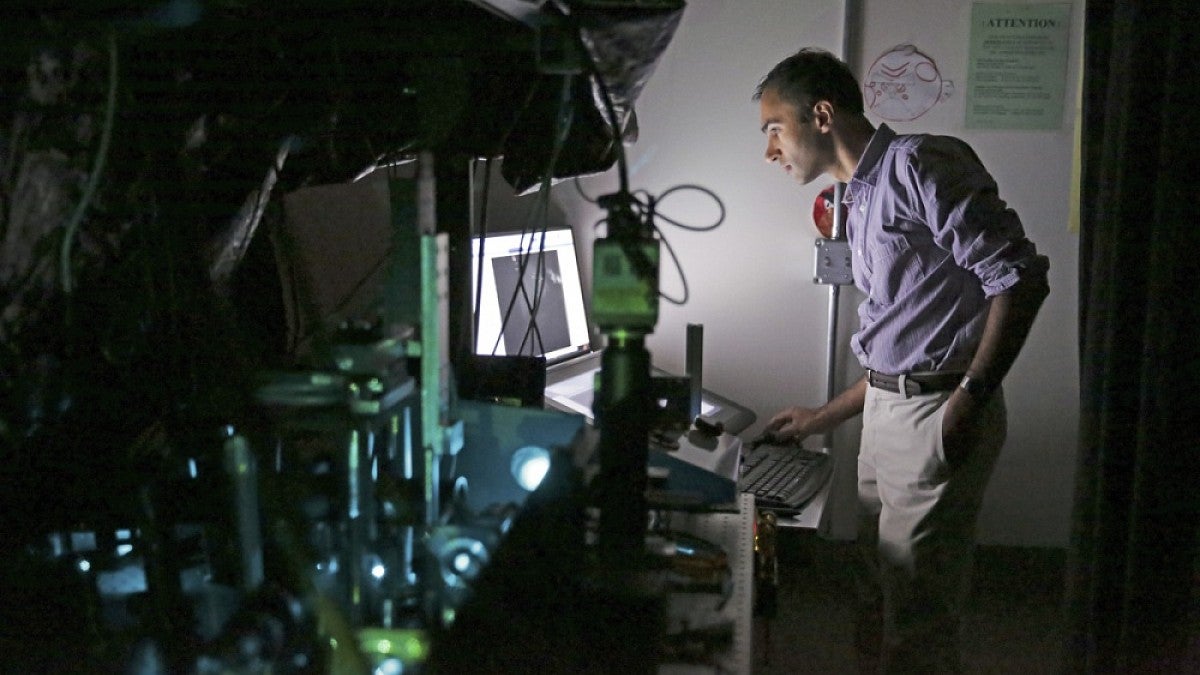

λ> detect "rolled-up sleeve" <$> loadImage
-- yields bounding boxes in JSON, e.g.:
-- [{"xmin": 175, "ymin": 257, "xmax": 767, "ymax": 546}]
[{"xmin": 909, "ymin": 137, "xmax": 1050, "ymax": 298}]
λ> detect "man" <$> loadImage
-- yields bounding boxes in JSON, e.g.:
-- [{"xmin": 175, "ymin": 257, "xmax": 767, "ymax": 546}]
[{"xmin": 753, "ymin": 48, "xmax": 1049, "ymax": 673}]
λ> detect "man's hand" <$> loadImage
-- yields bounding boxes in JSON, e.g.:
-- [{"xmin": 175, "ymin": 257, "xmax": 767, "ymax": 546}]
[
  {"xmin": 765, "ymin": 406, "xmax": 824, "ymax": 443},
  {"xmin": 938, "ymin": 274, "xmax": 1047, "ymax": 467},
  {"xmin": 940, "ymin": 389, "xmax": 984, "ymax": 468},
  {"xmin": 762, "ymin": 376, "xmax": 869, "ymax": 446}
]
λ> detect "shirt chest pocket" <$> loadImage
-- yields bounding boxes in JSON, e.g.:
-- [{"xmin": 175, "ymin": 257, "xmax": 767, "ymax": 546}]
[{"xmin": 867, "ymin": 237, "xmax": 944, "ymax": 304}]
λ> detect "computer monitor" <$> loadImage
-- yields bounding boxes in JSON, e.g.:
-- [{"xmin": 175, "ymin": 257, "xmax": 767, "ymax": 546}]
[
  {"xmin": 471, "ymin": 227, "xmax": 757, "ymax": 436},
  {"xmin": 470, "ymin": 228, "xmax": 593, "ymax": 364}
]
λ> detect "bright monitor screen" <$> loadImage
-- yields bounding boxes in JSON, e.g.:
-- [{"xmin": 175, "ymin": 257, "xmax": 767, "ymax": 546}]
[{"xmin": 471, "ymin": 228, "xmax": 592, "ymax": 363}]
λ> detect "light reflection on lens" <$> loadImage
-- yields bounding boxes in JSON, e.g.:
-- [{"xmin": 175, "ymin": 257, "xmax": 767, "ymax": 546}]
[{"xmin": 510, "ymin": 446, "xmax": 551, "ymax": 491}]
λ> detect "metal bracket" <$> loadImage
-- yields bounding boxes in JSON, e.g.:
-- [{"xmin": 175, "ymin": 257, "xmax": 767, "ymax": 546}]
[{"xmin": 813, "ymin": 239, "xmax": 853, "ymax": 286}]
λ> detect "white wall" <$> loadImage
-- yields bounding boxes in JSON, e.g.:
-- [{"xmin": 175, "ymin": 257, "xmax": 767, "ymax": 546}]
[{"xmin": 540, "ymin": 0, "xmax": 1080, "ymax": 547}]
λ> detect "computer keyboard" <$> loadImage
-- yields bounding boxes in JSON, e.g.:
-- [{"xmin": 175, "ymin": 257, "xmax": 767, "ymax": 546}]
[{"xmin": 738, "ymin": 443, "xmax": 832, "ymax": 513}]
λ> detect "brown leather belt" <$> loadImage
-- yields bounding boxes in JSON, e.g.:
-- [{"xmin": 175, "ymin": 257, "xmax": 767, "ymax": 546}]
[{"xmin": 866, "ymin": 369, "xmax": 963, "ymax": 396}]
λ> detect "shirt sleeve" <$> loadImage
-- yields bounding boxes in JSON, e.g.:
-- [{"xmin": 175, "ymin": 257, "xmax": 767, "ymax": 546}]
[{"xmin": 906, "ymin": 136, "xmax": 1050, "ymax": 298}]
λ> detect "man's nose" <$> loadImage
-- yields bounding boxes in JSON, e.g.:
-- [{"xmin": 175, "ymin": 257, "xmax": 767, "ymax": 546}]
[{"xmin": 764, "ymin": 140, "xmax": 779, "ymax": 163}]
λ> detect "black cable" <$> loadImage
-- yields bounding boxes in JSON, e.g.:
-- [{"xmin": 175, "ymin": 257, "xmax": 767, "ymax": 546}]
[
  {"xmin": 61, "ymin": 28, "xmax": 118, "ymax": 295},
  {"xmin": 561, "ymin": 9, "xmax": 629, "ymax": 196},
  {"xmin": 490, "ymin": 74, "xmax": 574, "ymax": 357},
  {"xmin": 515, "ymin": 227, "xmax": 550, "ymax": 356},
  {"xmin": 572, "ymin": 176, "xmax": 599, "ymax": 204},
  {"xmin": 587, "ymin": 182, "xmax": 727, "ymax": 306},
  {"xmin": 490, "ymin": 226, "xmax": 546, "ymax": 357},
  {"xmin": 552, "ymin": 14, "xmax": 732, "ymax": 317},
  {"xmin": 469, "ymin": 75, "xmax": 546, "ymax": 356},
  {"xmin": 649, "ymin": 184, "xmax": 726, "ymax": 232},
  {"xmin": 490, "ymin": 232, "xmax": 531, "ymax": 356},
  {"xmin": 523, "ymin": 71, "xmax": 578, "ymax": 340},
  {"xmin": 647, "ymin": 184, "xmax": 725, "ymax": 304},
  {"xmin": 653, "ymin": 223, "xmax": 688, "ymax": 306}
]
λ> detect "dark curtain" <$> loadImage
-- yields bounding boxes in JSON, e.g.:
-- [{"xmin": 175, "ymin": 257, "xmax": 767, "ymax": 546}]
[{"xmin": 1068, "ymin": 1, "xmax": 1200, "ymax": 672}]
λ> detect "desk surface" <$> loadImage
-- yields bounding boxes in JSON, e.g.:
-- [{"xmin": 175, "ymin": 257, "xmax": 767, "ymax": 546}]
[{"xmin": 544, "ymin": 357, "xmax": 757, "ymax": 436}]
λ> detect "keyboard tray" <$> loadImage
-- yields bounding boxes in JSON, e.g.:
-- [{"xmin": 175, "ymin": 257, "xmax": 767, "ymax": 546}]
[{"xmin": 738, "ymin": 444, "xmax": 832, "ymax": 513}]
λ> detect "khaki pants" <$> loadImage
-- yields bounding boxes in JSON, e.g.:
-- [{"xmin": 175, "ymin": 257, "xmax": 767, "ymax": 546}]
[{"xmin": 855, "ymin": 384, "xmax": 1006, "ymax": 674}]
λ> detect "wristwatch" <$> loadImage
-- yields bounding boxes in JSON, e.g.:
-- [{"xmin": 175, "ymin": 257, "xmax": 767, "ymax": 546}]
[{"xmin": 958, "ymin": 374, "xmax": 995, "ymax": 401}]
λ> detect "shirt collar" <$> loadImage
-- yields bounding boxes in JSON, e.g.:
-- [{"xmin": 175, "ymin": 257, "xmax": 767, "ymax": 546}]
[{"xmin": 843, "ymin": 123, "xmax": 895, "ymax": 204}]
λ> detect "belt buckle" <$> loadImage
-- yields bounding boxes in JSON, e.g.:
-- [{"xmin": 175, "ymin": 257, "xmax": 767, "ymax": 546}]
[
  {"xmin": 868, "ymin": 369, "xmax": 886, "ymax": 391},
  {"xmin": 869, "ymin": 369, "xmax": 905, "ymax": 396}
]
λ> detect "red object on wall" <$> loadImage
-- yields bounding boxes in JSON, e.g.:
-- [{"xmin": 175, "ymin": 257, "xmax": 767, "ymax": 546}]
[{"xmin": 812, "ymin": 184, "xmax": 840, "ymax": 239}]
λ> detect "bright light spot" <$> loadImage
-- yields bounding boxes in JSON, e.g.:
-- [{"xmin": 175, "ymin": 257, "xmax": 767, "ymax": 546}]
[
  {"xmin": 518, "ymin": 457, "xmax": 549, "ymax": 490},
  {"xmin": 374, "ymin": 657, "xmax": 404, "ymax": 675},
  {"xmin": 116, "ymin": 544, "xmax": 133, "ymax": 556},
  {"xmin": 439, "ymin": 538, "xmax": 487, "ymax": 587},
  {"xmin": 510, "ymin": 446, "xmax": 551, "ymax": 491},
  {"xmin": 371, "ymin": 563, "xmax": 387, "ymax": 580},
  {"xmin": 78, "ymin": 558, "xmax": 91, "ymax": 572}
]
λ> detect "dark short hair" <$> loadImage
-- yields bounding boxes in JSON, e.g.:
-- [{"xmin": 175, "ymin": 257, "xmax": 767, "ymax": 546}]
[{"xmin": 753, "ymin": 48, "xmax": 864, "ymax": 118}]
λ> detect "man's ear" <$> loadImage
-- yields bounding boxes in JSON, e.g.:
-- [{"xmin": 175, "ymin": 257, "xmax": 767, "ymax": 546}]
[{"xmin": 811, "ymin": 100, "xmax": 835, "ymax": 131}]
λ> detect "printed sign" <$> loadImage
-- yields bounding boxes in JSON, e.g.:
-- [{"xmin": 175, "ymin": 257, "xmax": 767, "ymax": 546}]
[{"xmin": 966, "ymin": 3, "xmax": 1073, "ymax": 130}]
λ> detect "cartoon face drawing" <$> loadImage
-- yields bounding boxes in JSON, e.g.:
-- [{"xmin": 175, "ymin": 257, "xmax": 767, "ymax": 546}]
[{"xmin": 863, "ymin": 45, "xmax": 952, "ymax": 122}]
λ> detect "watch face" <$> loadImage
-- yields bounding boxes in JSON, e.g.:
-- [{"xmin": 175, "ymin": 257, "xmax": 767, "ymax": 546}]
[{"xmin": 961, "ymin": 376, "xmax": 991, "ymax": 398}]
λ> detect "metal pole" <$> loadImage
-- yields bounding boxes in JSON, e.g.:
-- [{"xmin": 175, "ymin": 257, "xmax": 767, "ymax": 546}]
[
  {"xmin": 822, "ymin": 181, "xmax": 843, "ymax": 450},
  {"xmin": 820, "ymin": 0, "xmax": 860, "ymax": 450},
  {"xmin": 841, "ymin": 0, "xmax": 862, "ymax": 72}
]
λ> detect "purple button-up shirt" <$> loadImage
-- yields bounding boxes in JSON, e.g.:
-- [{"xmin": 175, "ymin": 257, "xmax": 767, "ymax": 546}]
[{"xmin": 843, "ymin": 124, "xmax": 1049, "ymax": 374}]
